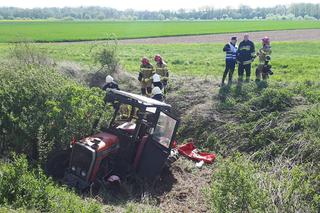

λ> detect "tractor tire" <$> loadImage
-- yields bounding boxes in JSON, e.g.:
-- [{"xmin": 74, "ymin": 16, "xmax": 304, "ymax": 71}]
[{"xmin": 46, "ymin": 149, "xmax": 71, "ymax": 180}]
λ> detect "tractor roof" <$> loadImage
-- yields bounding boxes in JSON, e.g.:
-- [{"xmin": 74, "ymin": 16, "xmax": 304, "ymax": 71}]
[{"xmin": 106, "ymin": 89, "xmax": 171, "ymax": 110}]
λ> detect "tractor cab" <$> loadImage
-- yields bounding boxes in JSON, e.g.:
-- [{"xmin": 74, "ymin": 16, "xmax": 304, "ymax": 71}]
[
  {"xmin": 47, "ymin": 89, "xmax": 179, "ymax": 190},
  {"xmin": 103, "ymin": 89, "xmax": 179, "ymax": 178}
]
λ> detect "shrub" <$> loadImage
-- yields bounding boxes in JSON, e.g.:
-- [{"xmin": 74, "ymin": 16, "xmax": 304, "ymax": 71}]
[
  {"xmin": 0, "ymin": 63, "xmax": 111, "ymax": 162},
  {"xmin": 0, "ymin": 155, "xmax": 102, "ymax": 212},
  {"xmin": 208, "ymin": 153, "xmax": 269, "ymax": 212},
  {"xmin": 208, "ymin": 154, "xmax": 318, "ymax": 213},
  {"xmin": 91, "ymin": 38, "xmax": 119, "ymax": 75},
  {"xmin": 259, "ymin": 160, "xmax": 318, "ymax": 212},
  {"xmin": 249, "ymin": 88, "xmax": 293, "ymax": 112},
  {"xmin": 9, "ymin": 42, "xmax": 55, "ymax": 67}
]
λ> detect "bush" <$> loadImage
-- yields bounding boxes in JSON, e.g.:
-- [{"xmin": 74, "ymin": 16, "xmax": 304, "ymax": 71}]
[
  {"xmin": 259, "ymin": 160, "xmax": 318, "ymax": 212},
  {"xmin": 9, "ymin": 42, "xmax": 55, "ymax": 67},
  {"xmin": 208, "ymin": 153, "xmax": 269, "ymax": 212},
  {"xmin": 208, "ymin": 153, "xmax": 318, "ymax": 213},
  {"xmin": 249, "ymin": 88, "xmax": 293, "ymax": 112},
  {"xmin": 0, "ymin": 155, "xmax": 102, "ymax": 212},
  {"xmin": 0, "ymin": 63, "xmax": 110, "ymax": 162},
  {"xmin": 91, "ymin": 38, "xmax": 119, "ymax": 75}
]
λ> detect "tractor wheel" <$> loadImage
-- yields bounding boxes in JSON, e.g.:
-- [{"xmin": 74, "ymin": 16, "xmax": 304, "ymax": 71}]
[{"xmin": 46, "ymin": 149, "xmax": 71, "ymax": 180}]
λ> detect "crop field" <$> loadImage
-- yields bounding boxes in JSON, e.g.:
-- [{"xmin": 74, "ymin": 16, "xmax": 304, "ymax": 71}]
[
  {"xmin": 1, "ymin": 41, "xmax": 319, "ymax": 82},
  {"xmin": 0, "ymin": 20, "xmax": 320, "ymax": 42}
]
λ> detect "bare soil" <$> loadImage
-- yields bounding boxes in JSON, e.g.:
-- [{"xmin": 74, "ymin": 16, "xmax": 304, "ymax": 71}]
[{"xmin": 118, "ymin": 29, "xmax": 320, "ymax": 44}]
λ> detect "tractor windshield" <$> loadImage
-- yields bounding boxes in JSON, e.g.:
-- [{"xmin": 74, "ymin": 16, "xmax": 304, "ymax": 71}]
[{"xmin": 153, "ymin": 111, "xmax": 177, "ymax": 148}]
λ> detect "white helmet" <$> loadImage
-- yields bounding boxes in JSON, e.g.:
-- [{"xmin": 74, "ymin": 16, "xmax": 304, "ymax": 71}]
[
  {"xmin": 152, "ymin": 87, "xmax": 162, "ymax": 95},
  {"xmin": 105, "ymin": 75, "xmax": 113, "ymax": 83},
  {"xmin": 152, "ymin": 73, "xmax": 161, "ymax": 83}
]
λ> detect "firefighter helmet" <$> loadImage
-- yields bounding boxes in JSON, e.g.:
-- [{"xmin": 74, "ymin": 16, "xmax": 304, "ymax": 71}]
[
  {"xmin": 152, "ymin": 86, "xmax": 162, "ymax": 95},
  {"xmin": 105, "ymin": 75, "xmax": 114, "ymax": 83},
  {"xmin": 154, "ymin": 54, "xmax": 162, "ymax": 62},
  {"xmin": 141, "ymin": 57, "xmax": 149, "ymax": 65},
  {"xmin": 152, "ymin": 73, "xmax": 161, "ymax": 83},
  {"xmin": 262, "ymin": 37, "xmax": 270, "ymax": 45}
]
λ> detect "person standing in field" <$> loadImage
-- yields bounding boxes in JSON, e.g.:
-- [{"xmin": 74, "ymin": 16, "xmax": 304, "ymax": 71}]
[
  {"xmin": 237, "ymin": 33, "xmax": 256, "ymax": 83},
  {"xmin": 221, "ymin": 36, "xmax": 238, "ymax": 85},
  {"xmin": 154, "ymin": 54, "xmax": 169, "ymax": 94},
  {"xmin": 256, "ymin": 37, "xmax": 272, "ymax": 81},
  {"xmin": 138, "ymin": 57, "xmax": 154, "ymax": 96}
]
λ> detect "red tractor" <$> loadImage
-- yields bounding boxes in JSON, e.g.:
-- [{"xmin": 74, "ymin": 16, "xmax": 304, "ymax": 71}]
[{"xmin": 46, "ymin": 89, "xmax": 180, "ymax": 190}]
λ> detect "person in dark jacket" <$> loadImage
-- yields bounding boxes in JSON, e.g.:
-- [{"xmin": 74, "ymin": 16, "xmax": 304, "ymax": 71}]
[
  {"xmin": 222, "ymin": 36, "xmax": 238, "ymax": 85},
  {"xmin": 102, "ymin": 75, "xmax": 119, "ymax": 90},
  {"xmin": 237, "ymin": 33, "xmax": 256, "ymax": 83}
]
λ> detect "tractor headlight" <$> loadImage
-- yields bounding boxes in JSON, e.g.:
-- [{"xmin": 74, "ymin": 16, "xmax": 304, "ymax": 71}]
[
  {"xmin": 71, "ymin": 166, "xmax": 76, "ymax": 171},
  {"xmin": 81, "ymin": 171, "xmax": 86, "ymax": 177}
]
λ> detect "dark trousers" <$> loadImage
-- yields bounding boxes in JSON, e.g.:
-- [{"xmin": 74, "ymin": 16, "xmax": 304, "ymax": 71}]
[
  {"xmin": 238, "ymin": 63, "xmax": 252, "ymax": 82},
  {"xmin": 153, "ymin": 82, "xmax": 163, "ymax": 90},
  {"xmin": 222, "ymin": 60, "xmax": 236, "ymax": 84}
]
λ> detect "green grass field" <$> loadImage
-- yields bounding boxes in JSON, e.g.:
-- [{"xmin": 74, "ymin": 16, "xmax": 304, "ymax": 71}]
[
  {"xmin": 1, "ymin": 20, "xmax": 320, "ymax": 42},
  {"xmin": 1, "ymin": 41, "xmax": 318, "ymax": 82}
]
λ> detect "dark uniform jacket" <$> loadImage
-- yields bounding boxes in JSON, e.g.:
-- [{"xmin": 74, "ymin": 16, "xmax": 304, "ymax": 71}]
[
  {"xmin": 237, "ymin": 40, "xmax": 255, "ymax": 65},
  {"xmin": 152, "ymin": 94, "xmax": 164, "ymax": 102},
  {"xmin": 102, "ymin": 81, "xmax": 119, "ymax": 90}
]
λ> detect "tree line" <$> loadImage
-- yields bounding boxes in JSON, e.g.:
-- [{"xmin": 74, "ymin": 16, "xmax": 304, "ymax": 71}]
[{"xmin": 0, "ymin": 3, "xmax": 319, "ymax": 20}]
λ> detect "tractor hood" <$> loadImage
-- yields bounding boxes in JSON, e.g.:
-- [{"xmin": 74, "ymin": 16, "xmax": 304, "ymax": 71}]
[{"xmin": 79, "ymin": 132, "xmax": 119, "ymax": 152}]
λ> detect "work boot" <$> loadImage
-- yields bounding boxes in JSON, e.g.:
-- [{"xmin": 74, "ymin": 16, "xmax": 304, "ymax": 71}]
[
  {"xmin": 245, "ymin": 76, "xmax": 250, "ymax": 83},
  {"xmin": 238, "ymin": 75, "xmax": 244, "ymax": 84}
]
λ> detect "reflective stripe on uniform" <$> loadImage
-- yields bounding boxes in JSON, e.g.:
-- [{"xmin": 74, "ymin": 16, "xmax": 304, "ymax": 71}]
[{"xmin": 243, "ymin": 59, "xmax": 253, "ymax": 65}]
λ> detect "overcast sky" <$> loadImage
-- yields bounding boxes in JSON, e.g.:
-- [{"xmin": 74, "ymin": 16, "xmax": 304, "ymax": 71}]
[{"xmin": 0, "ymin": 0, "xmax": 319, "ymax": 10}]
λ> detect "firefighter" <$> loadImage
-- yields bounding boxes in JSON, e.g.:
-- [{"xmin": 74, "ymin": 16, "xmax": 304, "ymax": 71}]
[
  {"xmin": 256, "ymin": 37, "xmax": 272, "ymax": 81},
  {"xmin": 152, "ymin": 73, "xmax": 163, "ymax": 90},
  {"xmin": 154, "ymin": 54, "xmax": 169, "ymax": 94},
  {"xmin": 138, "ymin": 57, "xmax": 154, "ymax": 96},
  {"xmin": 222, "ymin": 36, "xmax": 238, "ymax": 85},
  {"xmin": 102, "ymin": 75, "xmax": 119, "ymax": 90},
  {"xmin": 237, "ymin": 33, "xmax": 256, "ymax": 83},
  {"xmin": 152, "ymin": 86, "xmax": 164, "ymax": 102}
]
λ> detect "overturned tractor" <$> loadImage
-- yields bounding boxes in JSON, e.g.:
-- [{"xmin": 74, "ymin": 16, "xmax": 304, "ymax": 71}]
[{"xmin": 46, "ymin": 89, "xmax": 180, "ymax": 190}]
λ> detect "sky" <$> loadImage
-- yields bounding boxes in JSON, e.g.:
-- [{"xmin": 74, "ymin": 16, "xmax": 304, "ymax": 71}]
[{"xmin": 0, "ymin": 0, "xmax": 319, "ymax": 10}]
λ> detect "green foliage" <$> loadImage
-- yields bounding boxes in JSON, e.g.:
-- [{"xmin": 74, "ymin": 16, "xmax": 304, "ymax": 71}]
[
  {"xmin": 0, "ymin": 62, "xmax": 109, "ymax": 162},
  {"xmin": 91, "ymin": 39, "xmax": 119, "ymax": 75},
  {"xmin": 208, "ymin": 154, "xmax": 319, "ymax": 212},
  {"xmin": 208, "ymin": 153, "xmax": 269, "ymax": 212},
  {"xmin": 249, "ymin": 88, "xmax": 293, "ymax": 112},
  {"xmin": 9, "ymin": 42, "xmax": 54, "ymax": 68},
  {"xmin": 1, "ymin": 40, "xmax": 318, "ymax": 84},
  {"xmin": 0, "ymin": 155, "xmax": 102, "ymax": 212}
]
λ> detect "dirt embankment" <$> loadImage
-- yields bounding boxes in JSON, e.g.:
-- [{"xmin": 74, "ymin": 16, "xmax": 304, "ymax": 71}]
[{"xmin": 104, "ymin": 73, "xmax": 226, "ymax": 213}]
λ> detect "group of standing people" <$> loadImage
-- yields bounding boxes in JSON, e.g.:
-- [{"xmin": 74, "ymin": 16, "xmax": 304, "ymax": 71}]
[
  {"xmin": 103, "ymin": 34, "xmax": 273, "ymax": 100},
  {"xmin": 222, "ymin": 33, "xmax": 272, "ymax": 85},
  {"xmin": 102, "ymin": 54, "xmax": 169, "ymax": 102},
  {"xmin": 138, "ymin": 54, "xmax": 169, "ymax": 101}
]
